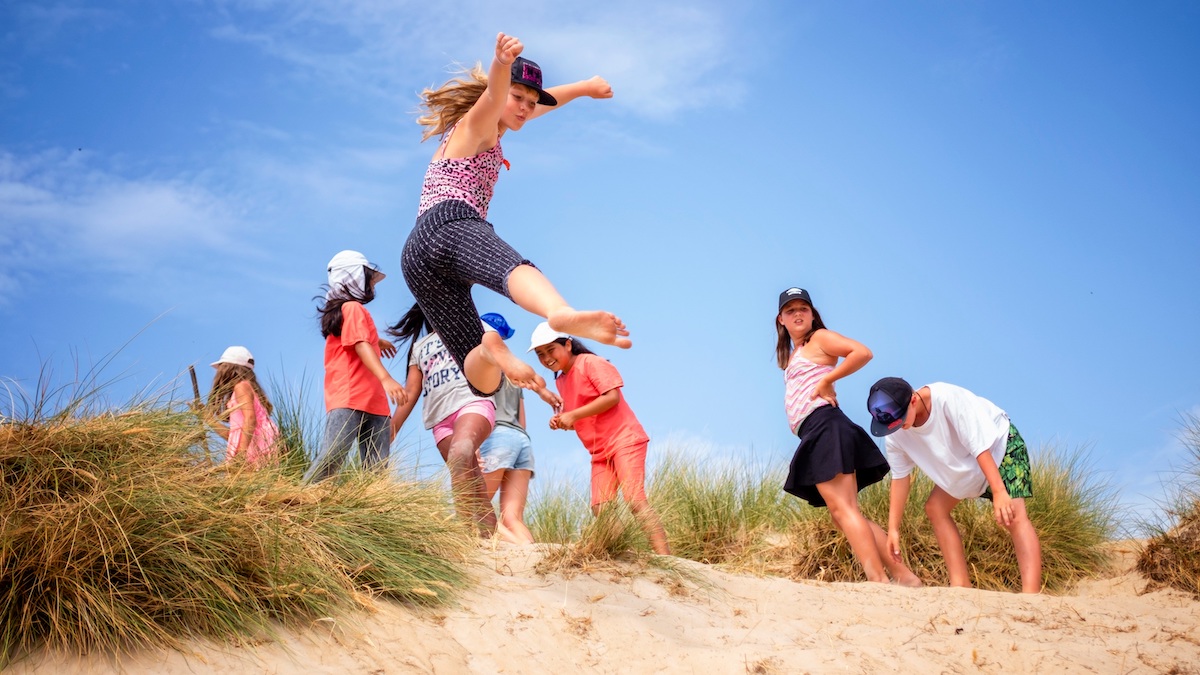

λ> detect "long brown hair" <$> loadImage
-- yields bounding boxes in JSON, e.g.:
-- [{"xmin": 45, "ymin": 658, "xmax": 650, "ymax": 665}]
[
  {"xmin": 416, "ymin": 63, "xmax": 488, "ymax": 141},
  {"xmin": 207, "ymin": 363, "xmax": 273, "ymax": 418},
  {"xmin": 774, "ymin": 303, "xmax": 827, "ymax": 370}
]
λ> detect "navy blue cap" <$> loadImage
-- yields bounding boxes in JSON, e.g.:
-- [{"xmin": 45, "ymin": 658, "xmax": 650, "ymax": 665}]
[{"xmin": 867, "ymin": 377, "xmax": 913, "ymax": 437}]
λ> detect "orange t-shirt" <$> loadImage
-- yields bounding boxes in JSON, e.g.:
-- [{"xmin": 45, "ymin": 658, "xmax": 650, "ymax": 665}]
[
  {"xmin": 323, "ymin": 301, "xmax": 390, "ymax": 416},
  {"xmin": 555, "ymin": 353, "xmax": 649, "ymax": 460}
]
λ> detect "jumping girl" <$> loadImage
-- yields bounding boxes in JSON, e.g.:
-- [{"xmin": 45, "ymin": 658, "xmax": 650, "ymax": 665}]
[
  {"xmin": 775, "ymin": 287, "xmax": 922, "ymax": 586},
  {"xmin": 529, "ymin": 322, "xmax": 670, "ymax": 555},
  {"xmin": 204, "ymin": 345, "xmax": 280, "ymax": 467},
  {"xmin": 403, "ymin": 32, "xmax": 630, "ymax": 404}
]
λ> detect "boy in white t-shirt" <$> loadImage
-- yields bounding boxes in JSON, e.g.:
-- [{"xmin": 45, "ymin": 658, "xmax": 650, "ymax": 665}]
[{"xmin": 867, "ymin": 377, "xmax": 1043, "ymax": 593}]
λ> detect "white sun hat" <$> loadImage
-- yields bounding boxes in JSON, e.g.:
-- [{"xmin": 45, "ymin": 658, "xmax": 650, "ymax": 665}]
[
  {"xmin": 211, "ymin": 345, "xmax": 254, "ymax": 368},
  {"xmin": 527, "ymin": 322, "xmax": 570, "ymax": 352}
]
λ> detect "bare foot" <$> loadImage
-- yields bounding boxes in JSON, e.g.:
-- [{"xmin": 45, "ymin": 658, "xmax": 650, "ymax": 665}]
[
  {"xmin": 547, "ymin": 309, "xmax": 632, "ymax": 349},
  {"xmin": 892, "ymin": 574, "xmax": 924, "ymax": 588},
  {"xmin": 482, "ymin": 338, "xmax": 546, "ymax": 392}
]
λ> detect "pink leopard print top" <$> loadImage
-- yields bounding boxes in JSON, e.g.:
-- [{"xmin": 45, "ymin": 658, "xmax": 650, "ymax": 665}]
[{"xmin": 417, "ymin": 127, "xmax": 505, "ymax": 219}]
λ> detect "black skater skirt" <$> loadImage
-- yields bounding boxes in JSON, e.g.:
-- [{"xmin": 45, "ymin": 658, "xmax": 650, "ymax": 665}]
[{"xmin": 783, "ymin": 404, "xmax": 890, "ymax": 508}]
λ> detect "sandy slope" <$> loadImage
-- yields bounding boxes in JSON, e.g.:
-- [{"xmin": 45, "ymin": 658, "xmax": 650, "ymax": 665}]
[{"xmin": 11, "ymin": 542, "xmax": 1199, "ymax": 674}]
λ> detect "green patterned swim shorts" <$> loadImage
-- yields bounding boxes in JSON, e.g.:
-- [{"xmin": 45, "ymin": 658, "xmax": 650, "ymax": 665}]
[{"xmin": 982, "ymin": 423, "xmax": 1033, "ymax": 501}]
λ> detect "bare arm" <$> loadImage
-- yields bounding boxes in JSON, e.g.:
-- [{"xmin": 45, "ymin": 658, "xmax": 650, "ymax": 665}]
[
  {"xmin": 977, "ymin": 451, "xmax": 1014, "ymax": 526},
  {"xmin": 887, "ymin": 474, "xmax": 912, "ymax": 562},
  {"xmin": 517, "ymin": 395, "xmax": 526, "ymax": 430},
  {"xmin": 528, "ymin": 76, "xmax": 613, "ymax": 121},
  {"xmin": 457, "ymin": 33, "xmax": 523, "ymax": 144},
  {"xmin": 232, "ymin": 380, "xmax": 256, "ymax": 456},
  {"xmin": 354, "ymin": 341, "xmax": 407, "ymax": 406},
  {"xmin": 550, "ymin": 388, "xmax": 619, "ymax": 431},
  {"xmin": 808, "ymin": 329, "xmax": 873, "ymax": 407},
  {"xmin": 389, "ymin": 365, "xmax": 423, "ymax": 440}
]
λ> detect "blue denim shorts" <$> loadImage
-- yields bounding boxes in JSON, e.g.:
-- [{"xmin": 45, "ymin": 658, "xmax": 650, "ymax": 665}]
[{"xmin": 478, "ymin": 425, "xmax": 535, "ymax": 475}]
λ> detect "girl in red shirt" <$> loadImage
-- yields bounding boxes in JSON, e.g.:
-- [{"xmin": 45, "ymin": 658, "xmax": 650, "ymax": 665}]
[
  {"xmin": 305, "ymin": 250, "xmax": 407, "ymax": 483},
  {"xmin": 529, "ymin": 322, "xmax": 669, "ymax": 555}
]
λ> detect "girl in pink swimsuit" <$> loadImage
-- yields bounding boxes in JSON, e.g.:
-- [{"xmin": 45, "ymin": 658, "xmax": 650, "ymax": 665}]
[{"xmin": 402, "ymin": 32, "xmax": 630, "ymax": 401}]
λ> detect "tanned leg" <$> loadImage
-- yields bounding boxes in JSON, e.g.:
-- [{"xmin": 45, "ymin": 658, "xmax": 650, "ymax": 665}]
[
  {"xmin": 506, "ymin": 264, "xmax": 632, "ymax": 348},
  {"xmin": 438, "ymin": 414, "xmax": 496, "ymax": 536},
  {"xmin": 1006, "ymin": 498, "xmax": 1043, "ymax": 593},
  {"xmin": 816, "ymin": 473, "xmax": 889, "ymax": 584},
  {"xmin": 925, "ymin": 486, "xmax": 971, "ymax": 588}
]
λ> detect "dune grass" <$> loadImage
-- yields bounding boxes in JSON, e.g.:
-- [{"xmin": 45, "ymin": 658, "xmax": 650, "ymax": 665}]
[
  {"xmin": 0, "ymin": 357, "xmax": 1137, "ymax": 662},
  {"xmin": 1137, "ymin": 412, "xmax": 1200, "ymax": 596},
  {"xmin": 528, "ymin": 441, "xmax": 1118, "ymax": 593},
  {"xmin": 0, "ymin": 381, "xmax": 474, "ymax": 664}
]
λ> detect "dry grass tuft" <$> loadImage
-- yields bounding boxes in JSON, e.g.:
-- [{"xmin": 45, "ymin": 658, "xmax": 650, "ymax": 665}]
[
  {"xmin": 1137, "ymin": 412, "xmax": 1200, "ymax": 596},
  {"xmin": 531, "ymin": 441, "xmax": 1118, "ymax": 593},
  {"xmin": 0, "ymin": 383, "xmax": 473, "ymax": 664}
]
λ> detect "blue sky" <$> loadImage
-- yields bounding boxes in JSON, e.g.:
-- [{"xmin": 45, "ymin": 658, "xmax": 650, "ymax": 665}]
[{"xmin": 2, "ymin": 1, "xmax": 1198, "ymax": 525}]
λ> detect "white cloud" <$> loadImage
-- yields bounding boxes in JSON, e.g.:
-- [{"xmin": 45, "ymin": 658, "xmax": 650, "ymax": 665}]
[
  {"xmin": 0, "ymin": 149, "xmax": 243, "ymax": 305},
  {"xmin": 209, "ymin": 0, "xmax": 739, "ymax": 118}
]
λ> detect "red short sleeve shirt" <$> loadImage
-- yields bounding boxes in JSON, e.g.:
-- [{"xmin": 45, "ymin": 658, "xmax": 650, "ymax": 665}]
[
  {"xmin": 323, "ymin": 302, "xmax": 390, "ymax": 416},
  {"xmin": 555, "ymin": 354, "xmax": 648, "ymax": 459}
]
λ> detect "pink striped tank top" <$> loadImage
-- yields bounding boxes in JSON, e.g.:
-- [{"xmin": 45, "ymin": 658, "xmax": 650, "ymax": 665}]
[
  {"xmin": 784, "ymin": 350, "xmax": 832, "ymax": 434},
  {"xmin": 417, "ymin": 126, "xmax": 505, "ymax": 219}
]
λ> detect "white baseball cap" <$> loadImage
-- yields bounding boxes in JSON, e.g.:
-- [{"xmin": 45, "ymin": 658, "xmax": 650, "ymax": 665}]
[
  {"xmin": 527, "ymin": 322, "xmax": 570, "ymax": 352},
  {"xmin": 326, "ymin": 250, "xmax": 384, "ymax": 299},
  {"xmin": 211, "ymin": 346, "xmax": 254, "ymax": 368}
]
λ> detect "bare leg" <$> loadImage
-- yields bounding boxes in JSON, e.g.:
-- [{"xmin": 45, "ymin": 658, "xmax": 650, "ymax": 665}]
[
  {"xmin": 506, "ymin": 264, "xmax": 632, "ymax": 348},
  {"xmin": 496, "ymin": 469, "xmax": 534, "ymax": 545},
  {"xmin": 626, "ymin": 500, "xmax": 670, "ymax": 555},
  {"xmin": 816, "ymin": 473, "xmax": 889, "ymax": 584},
  {"xmin": 462, "ymin": 330, "xmax": 545, "ymax": 396},
  {"xmin": 866, "ymin": 520, "xmax": 923, "ymax": 587},
  {"xmin": 436, "ymin": 414, "xmax": 496, "ymax": 536},
  {"xmin": 925, "ymin": 487, "xmax": 971, "ymax": 588},
  {"xmin": 1005, "ymin": 498, "xmax": 1043, "ymax": 593}
]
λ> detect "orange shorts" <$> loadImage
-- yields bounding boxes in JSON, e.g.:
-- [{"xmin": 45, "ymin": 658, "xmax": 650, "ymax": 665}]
[{"xmin": 590, "ymin": 441, "xmax": 649, "ymax": 506}]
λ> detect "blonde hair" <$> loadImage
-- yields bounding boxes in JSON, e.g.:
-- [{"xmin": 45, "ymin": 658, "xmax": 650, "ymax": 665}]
[
  {"xmin": 416, "ymin": 63, "xmax": 489, "ymax": 142},
  {"xmin": 207, "ymin": 363, "xmax": 274, "ymax": 419}
]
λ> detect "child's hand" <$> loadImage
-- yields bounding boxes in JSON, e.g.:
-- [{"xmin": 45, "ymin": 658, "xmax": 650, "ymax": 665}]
[
  {"xmin": 549, "ymin": 412, "xmax": 575, "ymax": 430},
  {"xmin": 495, "ymin": 32, "xmax": 523, "ymax": 66},
  {"xmin": 585, "ymin": 76, "xmax": 613, "ymax": 99},
  {"xmin": 811, "ymin": 377, "xmax": 838, "ymax": 407},
  {"xmin": 381, "ymin": 376, "xmax": 408, "ymax": 407},
  {"xmin": 534, "ymin": 385, "xmax": 562, "ymax": 411},
  {"xmin": 886, "ymin": 529, "xmax": 903, "ymax": 563},
  {"xmin": 992, "ymin": 491, "xmax": 1015, "ymax": 526},
  {"xmin": 378, "ymin": 338, "xmax": 397, "ymax": 359}
]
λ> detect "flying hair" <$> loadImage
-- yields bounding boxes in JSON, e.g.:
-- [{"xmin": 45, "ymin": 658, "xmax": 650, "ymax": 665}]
[{"xmin": 416, "ymin": 63, "xmax": 489, "ymax": 142}]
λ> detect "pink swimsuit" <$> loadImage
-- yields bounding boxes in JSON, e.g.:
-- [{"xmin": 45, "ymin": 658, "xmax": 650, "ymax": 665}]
[{"xmin": 417, "ymin": 127, "xmax": 505, "ymax": 219}]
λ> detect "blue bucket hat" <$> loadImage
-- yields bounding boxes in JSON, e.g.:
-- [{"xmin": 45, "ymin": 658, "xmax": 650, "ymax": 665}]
[{"xmin": 481, "ymin": 313, "xmax": 515, "ymax": 340}]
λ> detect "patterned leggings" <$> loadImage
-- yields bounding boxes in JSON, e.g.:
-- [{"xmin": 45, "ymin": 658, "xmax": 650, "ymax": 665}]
[{"xmin": 402, "ymin": 199, "xmax": 532, "ymax": 396}]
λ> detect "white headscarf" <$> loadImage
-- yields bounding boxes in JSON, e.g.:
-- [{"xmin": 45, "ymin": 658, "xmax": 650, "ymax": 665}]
[{"xmin": 326, "ymin": 250, "xmax": 383, "ymax": 300}]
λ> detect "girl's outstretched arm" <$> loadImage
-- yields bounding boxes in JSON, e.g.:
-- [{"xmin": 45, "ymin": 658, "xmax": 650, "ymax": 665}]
[
  {"xmin": 808, "ymin": 329, "xmax": 873, "ymax": 407},
  {"xmin": 460, "ymin": 33, "xmax": 523, "ymax": 141},
  {"xmin": 528, "ymin": 76, "xmax": 613, "ymax": 121}
]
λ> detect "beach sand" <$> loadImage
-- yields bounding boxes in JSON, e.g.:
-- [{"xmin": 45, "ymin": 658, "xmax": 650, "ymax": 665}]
[{"xmin": 10, "ymin": 541, "xmax": 1198, "ymax": 674}]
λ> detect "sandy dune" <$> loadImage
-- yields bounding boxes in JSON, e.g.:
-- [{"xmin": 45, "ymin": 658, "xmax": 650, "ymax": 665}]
[{"xmin": 11, "ymin": 542, "xmax": 1199, "ymax": 674}]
